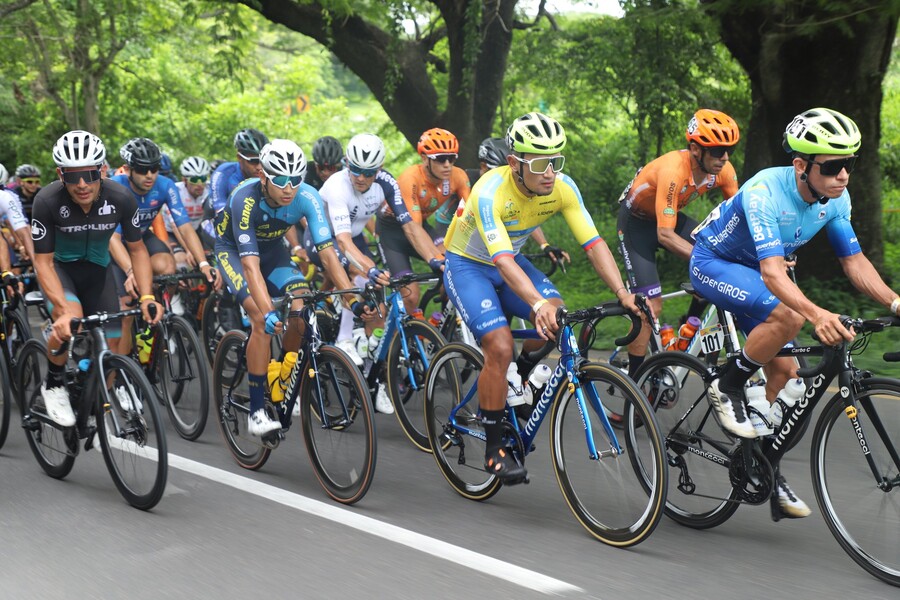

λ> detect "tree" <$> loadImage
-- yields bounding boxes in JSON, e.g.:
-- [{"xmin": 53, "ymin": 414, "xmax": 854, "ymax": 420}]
[{"xmin": 703, "ymin": 0, "xmax": 900, "ymax": 277}]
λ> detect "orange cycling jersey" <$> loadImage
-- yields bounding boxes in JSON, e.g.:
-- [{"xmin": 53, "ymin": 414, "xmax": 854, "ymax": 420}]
[
  {"xmin": 619, "ymin": 149, "xmax": 738, "ymax": 229},
  {"xmin": 380, "ymin": 163, "xmax": 470, "ymax": 225}
]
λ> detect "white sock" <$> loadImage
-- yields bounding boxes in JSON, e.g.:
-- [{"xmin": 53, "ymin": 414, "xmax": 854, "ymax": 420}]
[{"xmin": 337, "ymin": 305, "xmax": 355, "ymax": 342}]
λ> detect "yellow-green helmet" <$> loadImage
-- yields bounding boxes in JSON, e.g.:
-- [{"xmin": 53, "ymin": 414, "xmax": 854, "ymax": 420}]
[
  {"xmin": 783, "ymin": 108, "xmax": 861, "ymax": 156},
  {"xmin": 506, "ymin": 112, "xmax": 567, "ymax": 155}
]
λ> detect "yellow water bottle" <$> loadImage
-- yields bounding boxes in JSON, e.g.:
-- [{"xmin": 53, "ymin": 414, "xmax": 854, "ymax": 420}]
[
  {"xmin": 278, "ymin": 352, "xmax": 299, "ymax": 399},
  {"xmin": 268, "ymin": 359, "xmax": 284, "ymax": 401},
  {"xmin": 137, "ymin": 327, "xmax": 154, "ymax": 364}
]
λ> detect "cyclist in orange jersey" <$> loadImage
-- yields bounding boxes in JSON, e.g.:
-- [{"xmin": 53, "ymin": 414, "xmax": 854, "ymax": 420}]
[{"xmin": 616, "ymin": 109, "xmax": 740, "ymax": 381}]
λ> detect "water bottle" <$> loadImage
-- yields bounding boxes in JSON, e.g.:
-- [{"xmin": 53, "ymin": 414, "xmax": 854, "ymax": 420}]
[
  {"xmin": 428, "ymin": 311, "xmax": 443, "ymax": 328},
  {"xmin": 675, "ymin": 316, "xmax": 701, "ymax": 351},
  {"xmin": 71, "ymin": 358, "xmax": 91, "ymax": 399},
  {"xmin": 352, "ymin": 327, "xmax": 368, "ymax": 358},
  {"xmin": 768, "ymin": 378, "xmax": 806, "ymax": 430},
  {"xmin": 659, "ymin": 324, "xmax": 675, "ymax": 350},
  {"xmin": 522, "ymin": 364, "xmax": 553, "ymax": 406},
  {"xmin": 278, "ymin": 352, "xmax": 299, "ymax": 399},
  {"xmin": 267, "ymin": 359, "xmax": 284, "ymax": 401},
  {"xmin": 745, "ymin": 382, "xmax": 773, "ymax": 436},
  {"xmin": 137, "ymin": 327, "xmax": 154, "ymax": 364},
  {"xmin": 505, "ymin": 363, "xmax": 525, "ymax": 406},
  {"xmin": 411, "ymin": 308, "xmax": 425, "ymax": 320},
  {"xmin": 367, "ymin": 328, "xmax": 384, "ymax": 359}
]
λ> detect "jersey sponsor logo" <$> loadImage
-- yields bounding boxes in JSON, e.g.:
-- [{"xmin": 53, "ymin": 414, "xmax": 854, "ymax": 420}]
[
  {"xmin": 756, "ymin": 239, "xmax": 780, "ymax": 251},
  {"xmin": 663, "ymin": 207, "xmax": 676, "ymax": 216},
  {"xmin": 794, "ymin": 227, "xmax": 802, "ymax": 240},
  {"xmin": 475, "ymin": 315, "xmax": 503, "ymax": 331},
  {"xmin": 486, "ymin": 232, "xmax": 497, "ymax": 242},
  {"xmin": 60, "ymin": 223, "xmax": 117, "ymax": 233},
  {"xmin": 217, "ymin": 251, "xmax": 244, "ymax": 290},
  {"xmin": 131, "ymin": 209, "xmax": 140, "ymax": 228},
  {"xmin": 691, "ymin": 265, "xmax": 750, "ymax": 302},
  {"xmin": 705, "ymin": 213, "xmax": 741, "ymax": 246},
  {"xmin": 32, "ymin": 219, "xmax": 47, "ymax": 240},
  {"xmin": 239, "ymin": 198, "xmax": 254, "ymax": 230},
  {"xmin": 665, "ymin": 182, "xmax": 676, "ymax": 208},
  {"xmin": 98, "ymin": 200, "xmax": 116, "ymax": 216},
  {"xmin": 318, "ymin": 226, "xmax": 330, "ymax": 238},
  {"xmin": 238, "ymin": 234, "xmax": 250, "ymax": 244},
  {"xmin": 537, "ymin": 209, "xmax": 555, "ymax": 216},
  {"xmin": 818, "ymin": 210, "xmax": 826, "ymax": 220},
  {"xmin": 59, "ymin": 206, "xmax": 69, "ymax": 219},
  {"xmin": 442, "ymin": 179, "xmax": 450, "ymax": 196},
  {"xmin": 480, "ymin": 299, "xmax": 493, "ymax": 309}
]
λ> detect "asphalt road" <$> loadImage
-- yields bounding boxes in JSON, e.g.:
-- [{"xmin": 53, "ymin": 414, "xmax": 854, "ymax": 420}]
[{"xmin": 1, "ymin": 364, "xmax": 898, "ymax": 600}]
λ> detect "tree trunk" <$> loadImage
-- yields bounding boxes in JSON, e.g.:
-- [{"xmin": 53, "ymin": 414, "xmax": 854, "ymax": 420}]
[{"xmin": 712, "ymin": 3, "xmax": 898, "ymax": 279}]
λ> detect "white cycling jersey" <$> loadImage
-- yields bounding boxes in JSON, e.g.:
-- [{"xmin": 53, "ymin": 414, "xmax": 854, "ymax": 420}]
[
  {"xmin": 319, "ymin": 169, "xmax": 399, "ymax": 238},
  {"xmin": 161, "ymin": 181, "xmax": 209, "ymax": 232},
  {"xmin": 0, "ymin": 188, "xmax": 28, "ymax": 231}
]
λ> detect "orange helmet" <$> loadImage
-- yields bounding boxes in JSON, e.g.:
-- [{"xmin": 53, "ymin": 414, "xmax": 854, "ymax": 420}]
[
  {"xmin": 417, "ymin": 128, "xmax": 459, "ymax": 155},
  {"xmin": 685, "ymin": 109, "xmax": 740, "ymax": 147}
]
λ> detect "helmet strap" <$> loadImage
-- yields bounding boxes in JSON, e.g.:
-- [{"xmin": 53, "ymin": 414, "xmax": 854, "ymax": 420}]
[
  {"xmin": 692, "ymin": 145, "xmax": 712, "ymax": 176},
  {"xmin": 801, "ymin": 158, "xmax": 829, "ymax": 204},
  {"xmin": 514, "ymin": 154, "xmax": 540, "ymax": 197}
]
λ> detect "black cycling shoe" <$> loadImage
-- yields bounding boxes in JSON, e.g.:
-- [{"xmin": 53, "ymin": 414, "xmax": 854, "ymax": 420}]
[{"xmin": 484, "ymin": 448, "xmax": 528, "ymax": 485}]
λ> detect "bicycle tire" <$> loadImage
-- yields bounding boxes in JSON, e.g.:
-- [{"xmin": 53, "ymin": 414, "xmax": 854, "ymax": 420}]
[
  {"xmin": 301, "ymin": 344, "xmax": 376, "ymax": 504},
  {"xmin": 811, "ymin": 378, "xmax": 900, "ymax": 587},
  {"xmin": 159, "ymin": 315, "xmax": 210, "ymax": 441},
  {"xmin": 550, "ymin": 361, "xmax": 667, "ymax": 546},
  {"xmin": 5, "ymin": 305, "xmax": 32, "ymax": 395},
  {"xmin": 213, "ymin": 330, "xmax": 271, "ymax": 470},
  {"xmin": 17, "ymin": 339, "xmax": 76, "ymax": 478},
  {"xmin": 424, "ymin": 342, "xmax": 502, "ymax": 501},
  {"xmin": 201, "ymin": 292, "xmax": 243, "ymax": 366},
  {"xmin": 634, "ymin": 351, "xmax": 741, "ymax": 528},
  {"xmin": 96, "ymin": 353, "xmax": 168, "ymax": 510},
  {"xmin": 386, "ymin": 319, "xmax": 445, "ymax": 452},
  {"xmin": 0, "ymin": 345, "xmax": 11, "ymax": 450}
]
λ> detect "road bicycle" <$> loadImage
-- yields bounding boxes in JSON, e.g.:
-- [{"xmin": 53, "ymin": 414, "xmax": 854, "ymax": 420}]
[
  {"xmin": 213, "ymin": 287, "xmax": 375, "ymax": 504},
  {"xmin": 423, "ymin": 300, "xmax": 668, "ymax": 547},
  {"xmin": 0, "ymin": 272, "xmax": 32, "ymax": 449},
  {"xmin": 17, "ymin": 308, "xmax": 167, "ymax": 510},
  {"xmin": 628, "ymin": 316, "xmax": 900, "ymax": 586}
]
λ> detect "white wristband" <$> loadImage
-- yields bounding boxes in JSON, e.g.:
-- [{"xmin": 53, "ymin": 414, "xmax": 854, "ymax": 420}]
[
  {"xmin": 198, "ymin": 261, "xmax": 210, "ymax": 268},
  {"xmin": 532, "ymin": 299, "xmax": 549, "ymax": 315},
  {"xmin": 891, "ymin": 297, "xmax": 900, "ymax": 315},
  {"xmin": 292, "ymin": 245, "xmax": 303, "ymax": 254}
]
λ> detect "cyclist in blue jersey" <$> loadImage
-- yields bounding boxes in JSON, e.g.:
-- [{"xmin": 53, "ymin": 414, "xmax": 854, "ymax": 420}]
[
  {"xmin": 216, "ymin": 139, "xmax": 366, "ymax": 436},
  {"xmin": 208, "ymin": 128, "xmax": 268, "ymax": 217},
  {"xmin": 690, "ymin": 108, "xmax": 900, "ymax": 517}
]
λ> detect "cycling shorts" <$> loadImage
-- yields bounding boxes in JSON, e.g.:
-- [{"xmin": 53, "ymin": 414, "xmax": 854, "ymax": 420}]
[
  {"xmin": 50, "ymin": 260, "xmax": 121, "ymax": 338},
  {"xmin": 111, "ymin": 230, "xmax": 174, "ymax": 297},
  {"xmin": 688, "ymin": 243, "xmax": 780, "ymax": 334},
  {"xmin": 376, "ymin": 215, "xmax": 440, "ymax": 277},
  {"xmin": 444, "ymin": 252, "xmax": 561, "ymax": 342},
  {"xmin": 616, "ymin": 202, "xmax": 696, "ymax": 299},
  {"xmin": 301, "ymin": 229, "xmax": 374, "ymax": 271},
  {"xmin": 216, "ymin": 242, "xmax": 308, "ymax": 306}
]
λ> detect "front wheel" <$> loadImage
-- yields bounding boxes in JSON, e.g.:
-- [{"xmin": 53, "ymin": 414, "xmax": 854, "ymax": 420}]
[
  {"xmin": 551, "ymin": 361, "xmax": 667, "ymax": 547},
  {"xmin": 811, "ymin": 379, "xmax": 900, "ymax": 587},
  {"xmin": 96, "ymin": 354, "xmax": 168, "ymax": 510},
  {"xmin": 301, "ymin": 345, "xmax": 376, "ymax": 504},
  {"xmin": 0, "ymin": 350, "xmax": 10, "ymax": 450},
  {"xmin": 5, "ymin": 304, "xmax": 32, "ymax": 395},
  {"xmin": 159, "ymin": 315, "xmax": 210, "ymax": 441}
]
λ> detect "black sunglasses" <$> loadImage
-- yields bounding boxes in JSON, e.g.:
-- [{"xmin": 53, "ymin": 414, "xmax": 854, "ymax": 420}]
[
  {"xmin": 810, "ymin": 155, "xmax": 857, "ymax": 176},
  {"xmin": 61, "ymin": 169, "xmax": 102, "ymax": 184},
  {"xmin": 132, "ymin": 164, "xmax": 160, "ymax": 175},
  {"xmin": 706, "ymin": 145, "xmax": 737, "ymax": 159}
]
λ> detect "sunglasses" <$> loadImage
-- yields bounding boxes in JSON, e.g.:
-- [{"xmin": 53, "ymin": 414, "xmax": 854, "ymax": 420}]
[
  {"xmin": 132, "ymin": 164, "xmax": 160, "ymax": 175},
  {"xmin": 20, "ymin": 178, "xmax": 40, "ymax": 185},
  {"xmin": 426, "ymin": 153, "xmax": 458, "ymax": 164},
  {"xmin": 265, "ymin": 172, "xmax": 303, "ymax": 189},
  {"xmin": 344, "ymin": 160, "xmax": 379, "ymax": 178},
  {"xmin": 61, "ymin": 169, "xmax": 102, "ymax": 185},
  {"xmin": 810, "ymin": 155, "xmax": 857, "ymax": 176},
  {"xmin": 515, "ymin": 154, "xmax": 565, "ymax": 174},
  {"xmin": 186, "ymin": 175, "xmax": 208, "ymax": 184},
  {"xmin": 706, "ymin": 145, "xmax": 737, "ymax": 159},
  {"xmin": 238, "ymin": 153, "xmax": 261, "ymax": 165}
]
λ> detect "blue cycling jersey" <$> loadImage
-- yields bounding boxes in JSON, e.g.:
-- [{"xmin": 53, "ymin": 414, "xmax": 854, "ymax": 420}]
[
  {"xmin": 692, "ymin": 166, "xmax": 860, "ymax": 267},
  {"xmin": 209, "ymin": 162, "xmax": 245, "ymax": 215},
  {"xmin": 110, "ymin": 173, "xmax": 189, "ymax": 233}
]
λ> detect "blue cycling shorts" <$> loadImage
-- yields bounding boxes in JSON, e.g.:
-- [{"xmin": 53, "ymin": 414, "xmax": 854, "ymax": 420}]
[
  {"xmin": 216, "ymin": 243, "xmax": 308, "ymax": 306},
  {"xmin": 444, "ymin": 252, "xmax": 561, "ymax": 342},
  {"xmin": 689, "ymin": 244, "xmax": 779, "ymax": 334}
]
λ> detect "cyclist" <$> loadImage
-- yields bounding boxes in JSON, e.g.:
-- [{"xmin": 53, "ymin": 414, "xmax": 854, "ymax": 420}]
[
  {"xmin": 0, "ymin": 163, "xmax": 7, "ymax": 187},
  {"xmin": 216, "ymin": 139, "xmax": 364, "ymax": 436},
  {"xmin": 0, "ymin": 182, "xmax": 33, "ymax": 266},
  {"xmin": 161, "ymin": 156, "xmax": 213, "ymax": 268},
  {"xmin": 304, "ymin": 135, "xmax": 344, "ymax": 191},
  {"xmin": 378, "ymin": 127, "xmax": 469, "ymax": 314},
  {"xmin": 11, "ymin": 164, "xmax": 42, "ymax": 219},
  {"xmin": 690, "ymin": 107, "xmax": 900, "ymax": 517},
  {"xmin": 209, "ymin": 128, "xmax": 269, "ymax": 218},
  {"xmin": 32, "ymin": 130, "xmax": 162, "ymax": 426},
  {"xmin": 159, "ymin": 152, "xmax": 176, "ymax": 182},
  {"xmin": 617, "ymin": 109, "xmax": 740, "ymax": 380},
  {"xmin": 443, "ymin": 112, "xmax": 638, "ymax": 482}
]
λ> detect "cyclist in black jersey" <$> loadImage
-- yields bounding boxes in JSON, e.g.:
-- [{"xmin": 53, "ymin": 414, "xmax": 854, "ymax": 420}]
[
  {"xmin": 12, "ymin": 163, "xmax": 42, "ymax": 220},
  {"xmin": 31, "ymin": 130, "xmax": 163, "ymax": 427}
]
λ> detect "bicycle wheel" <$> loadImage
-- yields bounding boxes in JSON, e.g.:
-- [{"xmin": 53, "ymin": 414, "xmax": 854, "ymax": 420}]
[
  {"xmin": 159, "ymin": 315, "xmax": 210, "ymax": 441},
  {"xmin": 0, "ymin": 355, "xmax": 9, "ymax": 450},
  {"xmin": 201, "ymin": 292, "xmax": 243, "ymax": 366},
  {"xmin": 424, "ymin": 342, "xmax": 502, "ymax": 501},
  {"xmin": 301, "ymin": 345, "xmax": 376, "ymax": 504},
  {"xmin": 213, "ymin": 330, "xmax": 271, "ymax": 470},
  {"xmin": 386, "ymin": 319, "xmax": 445, "ymax": 452},
  {"xmin": 5, "ymin": 305, "xmax": 32, "ymax": 394},
  {"xmin": 550, "ymin": 361, "xmax": 666, "ymax": 546},
  {"xmin": 633, "ymin": 352, "xmax": 740, "ymax": 528},
  {"xmin": 96, "ymin": 354, "xmax": 168, "ymax": 510},
  {"xmin": 812, "ymin": 379, "xmax": 900, "ymax": 586},
  {"xmin": 17, "ymin": 339, "xmax": 76, "ymax": 478}
]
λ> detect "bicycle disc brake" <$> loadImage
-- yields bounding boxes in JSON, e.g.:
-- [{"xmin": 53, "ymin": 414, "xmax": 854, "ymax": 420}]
[{"xmin": 728, "ymin": 441, "xmax": 773, "ymax": 504}]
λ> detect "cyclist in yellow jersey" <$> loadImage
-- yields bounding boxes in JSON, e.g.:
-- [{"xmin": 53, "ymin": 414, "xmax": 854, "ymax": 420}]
[{"xmin": 443, "ymin": 112, "xmax": 639, "ymax": 482}]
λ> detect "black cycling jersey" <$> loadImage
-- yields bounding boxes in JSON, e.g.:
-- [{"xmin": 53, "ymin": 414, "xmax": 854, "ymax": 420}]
[
  {"xmin": 10, "ymin": 186, "xmax": 39, "ymax": 220},
  {"xmin": 32, "ymin": 180, "xmax": 142, "ymax": 267}
]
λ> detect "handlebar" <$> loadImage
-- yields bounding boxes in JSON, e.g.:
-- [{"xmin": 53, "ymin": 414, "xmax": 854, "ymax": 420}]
[
  {"xmin": 49, "ymin": 308, "xmax": 145, "ymax": 356},
  {"xmin": 556, "ymin": 300, "xmax": 643, "ymax": 347},
  {"xmin": 522, "ymin": 253, "xmax": 561, "ymax": 277},
  {"xmin": 796, "ymin": 314, "xmax": 900, "ymax": 376}
]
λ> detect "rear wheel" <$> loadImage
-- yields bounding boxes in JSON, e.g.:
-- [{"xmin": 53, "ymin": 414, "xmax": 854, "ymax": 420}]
[
  {"xmin": 159, "ymin": 315, "xmax": 210, "ymax": 441},
  {"xmin": 0, "ymin": 350, "xmax": 10, "ymax": 450},
  {"xmin": 5, "ymin": 305, "xmax": 32, "ymax": 394},
  {"xmin": 201, "ymin": 292, "xmax": 243, "ymax": 366}
]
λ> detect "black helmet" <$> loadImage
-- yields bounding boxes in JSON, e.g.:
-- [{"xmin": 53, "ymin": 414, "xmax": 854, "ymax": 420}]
[
  {"xmin": 312, "ymin": 136, "xmax": 343, "ymax": 167},
  {"xmin": 122, "ymin": 137, "xmax": 161, "ymax": 168},
  {"xmin": 15, "ymin": 164, "xmax": 41, "ymax": 179},
  {"xmin": 234, "ymin": 128, "xmax": 269, "ymax": 156},
  {"xmin": 478, "ymin": 137, "xmax": 511, "ymax": 169}
]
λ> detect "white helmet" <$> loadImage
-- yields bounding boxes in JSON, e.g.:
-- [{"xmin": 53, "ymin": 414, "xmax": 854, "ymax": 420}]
[
  {"xmin": 346, "ymin": 133, "xmax": 385, "ymax": 170},
  {"xmin": 53, "ymin": 130, "xmax": 107, "ymax": 168},
  {"xmin": 180, "ymin": 156, "xmax": 211, "ymax": 178},
  {"xmin": 259, "ymin": 139, "xmax": 307, "ymax": 179},
  {"xmin": 0, "ymin": 163, "xmax": 8, "ymax": 186}
]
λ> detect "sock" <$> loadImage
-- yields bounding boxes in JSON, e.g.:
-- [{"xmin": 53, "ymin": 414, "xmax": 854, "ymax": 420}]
[
  {"xmin": 337, "ymin": 305, "xmax": 355, "ymax": 342},
  {"xmin": 719, "ymin": 349, "xmax": 764, "ymax": 393},
  {"xmin": 481, "ymin": 408, "xmax": 506, "ymax": 455},
  {"xmin": 515, "ymin": 342, "xmax": 553, "ymax": 379},
  {"xmin": 627, "ymin": 353, "xmax": 645, "ymax": 380},
  {"xmin": 248, "ymin": 373, "xmax": 266, "ymax": 413},
  {"xmin": 46, "ymin": 361, "xmax": 65, "ymax": 388}
]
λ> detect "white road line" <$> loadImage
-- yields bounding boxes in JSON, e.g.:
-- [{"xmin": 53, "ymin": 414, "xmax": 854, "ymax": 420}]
[{"xmin": 167, "ymin": 452, "xmax": 585, "ymax": 596}]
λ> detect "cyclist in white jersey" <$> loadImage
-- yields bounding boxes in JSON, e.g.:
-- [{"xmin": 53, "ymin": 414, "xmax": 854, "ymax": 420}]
[{"xmin": 0, "ymin": 187, "xmax": 34, "ymax": 268}]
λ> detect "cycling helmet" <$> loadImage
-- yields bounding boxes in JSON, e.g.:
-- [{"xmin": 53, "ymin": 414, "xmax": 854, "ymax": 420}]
[
  {"xmin": 15, "ymin": 164, "xmax": 41, "ymax": 179},
  {"xmin": 122, "ymin": 137, "xmax": 161, "ymax": 168},
  {"xmin": 417, "ymin": 128, "xmax": 459, "ymax": 155},
  {"xmin": 259, "ymin": 139, "xmax": 307, "ymax": 179},
  {"xmin": 685, "ymin": 109, "xmax": 740, "ymax": 147},
  {"xmin": 0, "ymin": 163, "xmax": 7, "ymax": 186},
  {"xmin": 159, "ymin": 153, "xmax": 173, "ymax": 175},
  {"xmin": 180, "ymin": 156, "xmax": 211, "ymax": 178},
  {"xmin": 52, "ymin": 130, "xmax": 107, "ymax": 168},
  {"xmin": 312, "ymin": 136, "xmax": 343, "ymax": 167},
  {"xmin": 506, "ymin": 112, "xmax": 567, "ymax": 154},
  {"xmin": 234, "ymin": 128, "xmax": 269, "ymax": 155},
  {"xmin": 477, "ymin": 137, "xmax": 510, "ymax": 169},
  {"xmin": 782, "ymin": 107, "xmax": 861, "ymax": 156},
  {"xmin": 346, "ymin": 133, "xmax": 386, "ymax": 169}
]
